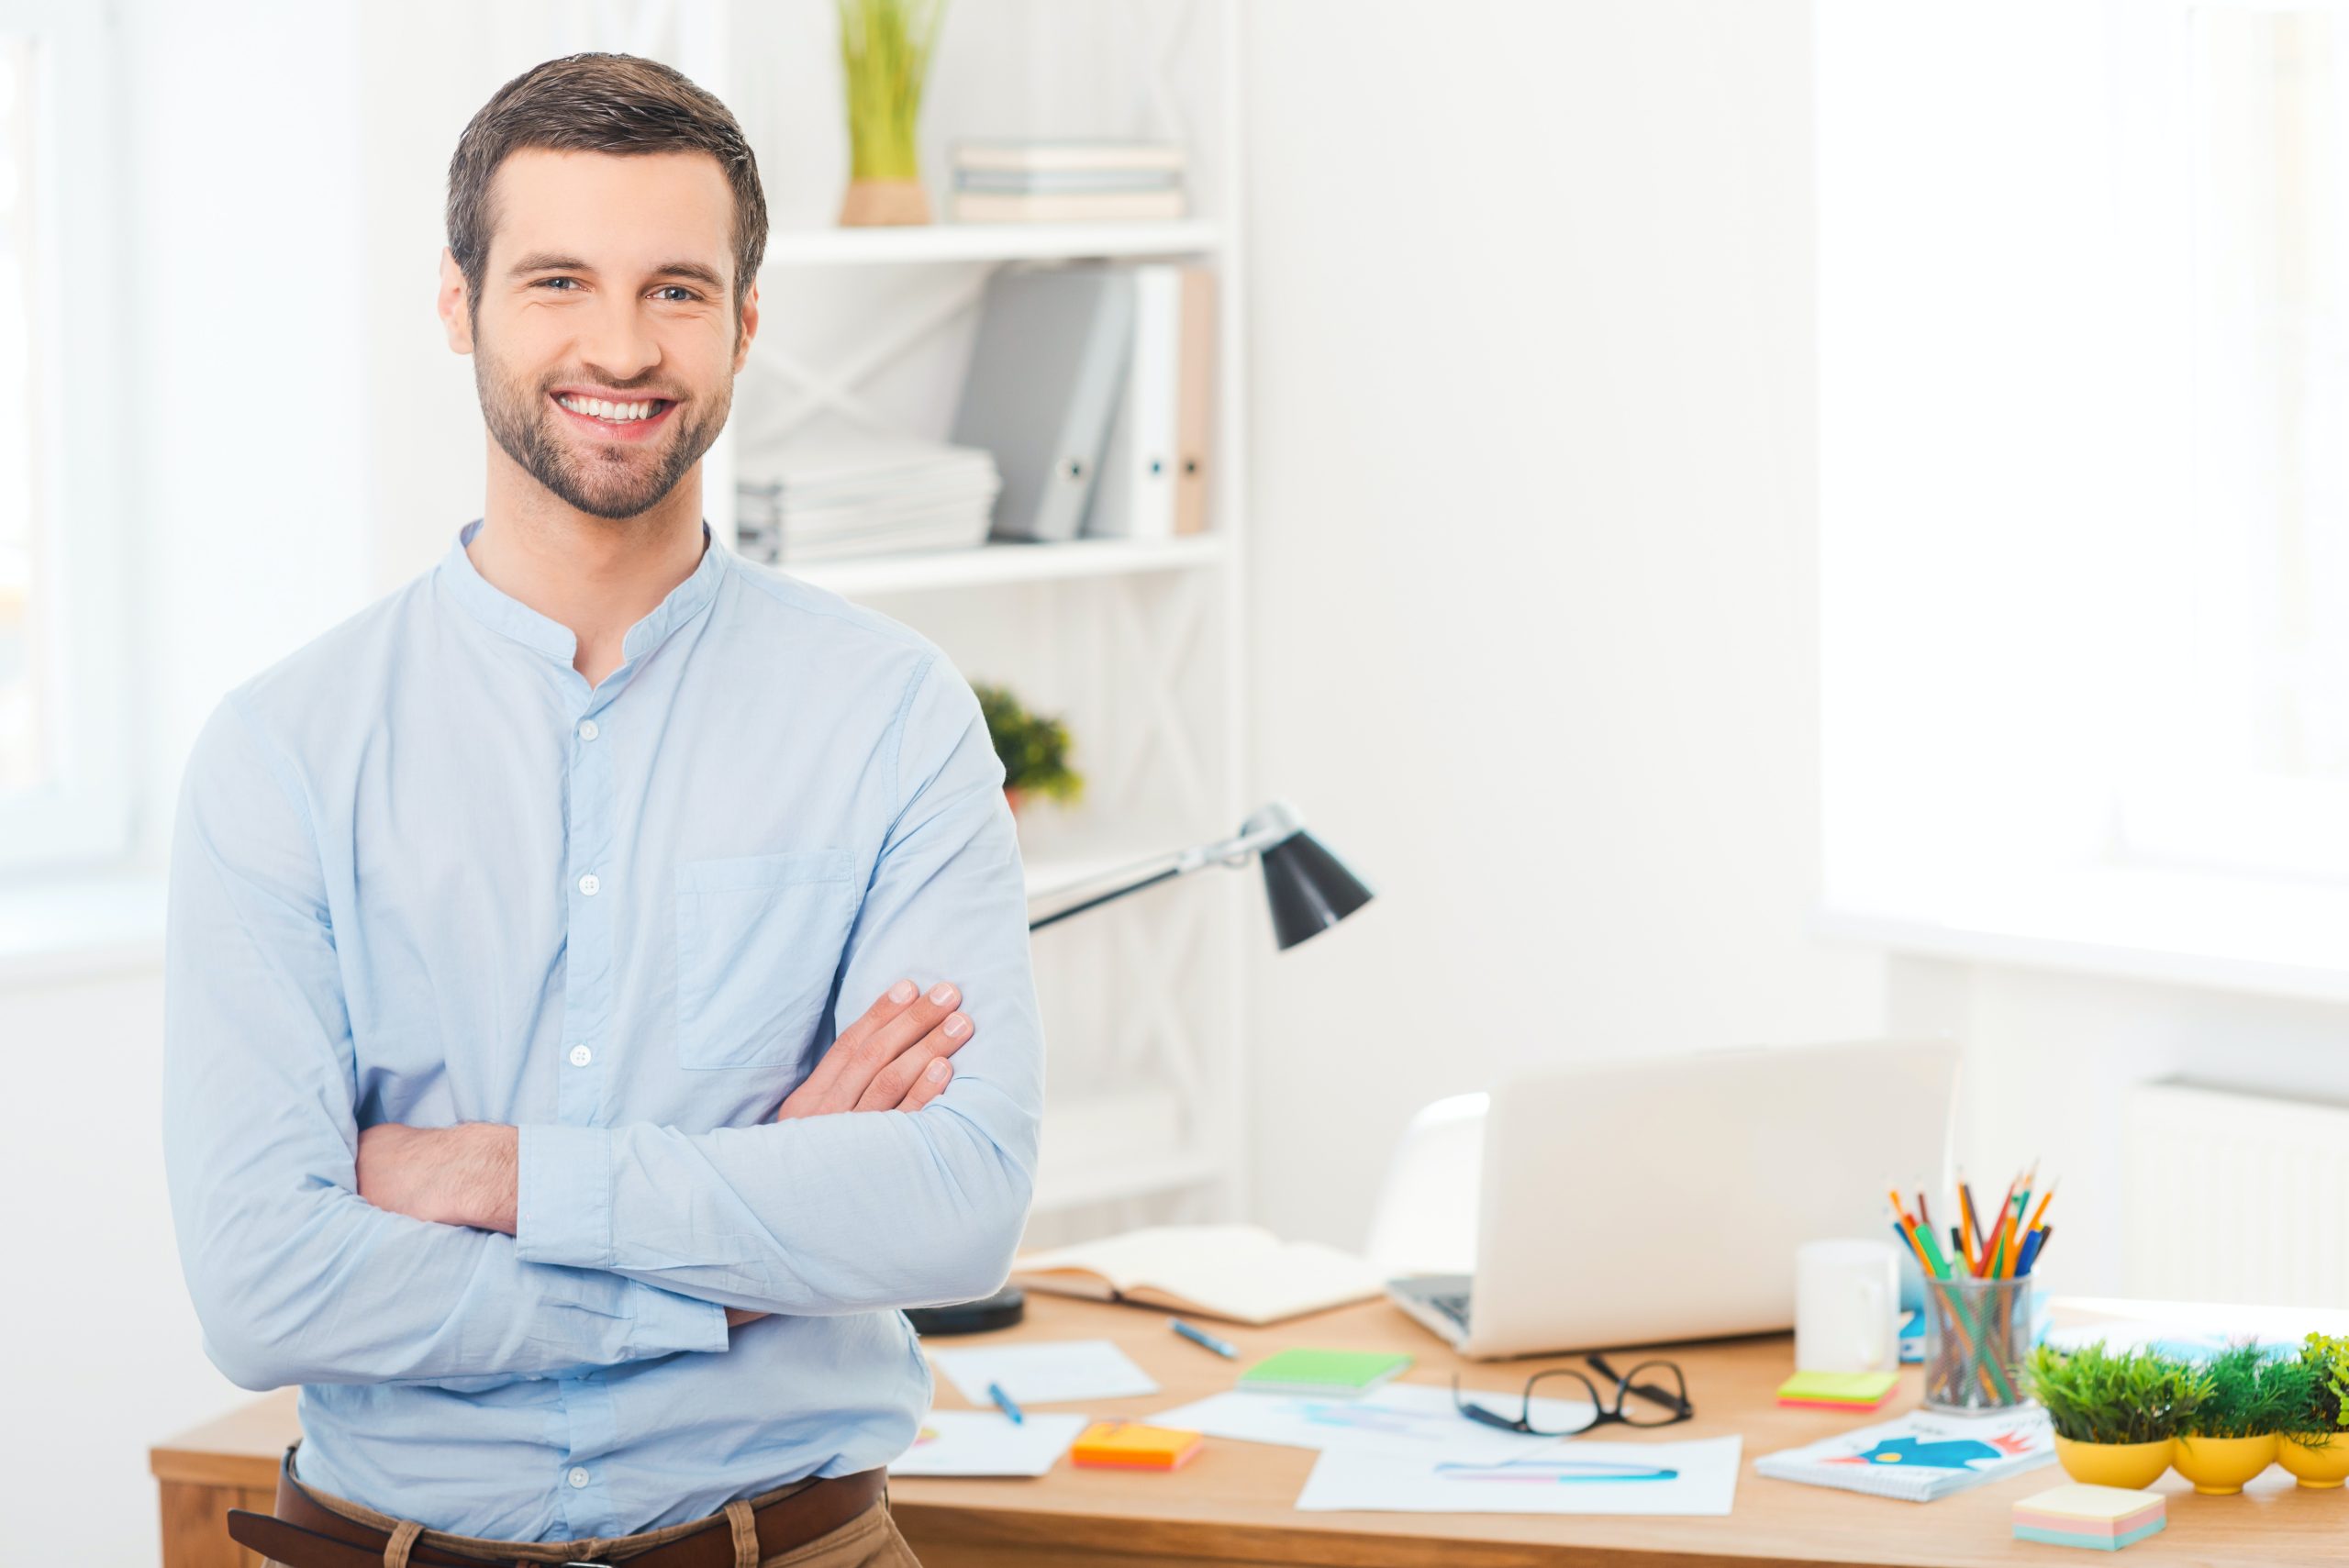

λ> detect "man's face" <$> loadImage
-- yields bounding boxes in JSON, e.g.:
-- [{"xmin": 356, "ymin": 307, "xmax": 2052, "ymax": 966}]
[{"xmin": 443, "ymin": 148, "xmax": 757, "ymax": 522}]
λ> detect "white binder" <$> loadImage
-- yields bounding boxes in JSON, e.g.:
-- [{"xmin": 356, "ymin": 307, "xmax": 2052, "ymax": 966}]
[{"xmin": 1082, "ymin": 264, "xmax": 1183, "ymax": 541}]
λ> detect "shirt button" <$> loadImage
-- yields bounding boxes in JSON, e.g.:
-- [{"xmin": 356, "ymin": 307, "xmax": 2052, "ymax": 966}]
[
  {"xmin": 577, "ymin": 873, "xmax": 600, "ymax": 896},
  {"xmin": 568, "ymin": 1044, "xmax": 593, "ymax": 1068},
  {"xmin": 567, "ymin": 1466, "xmax": 590, "ymax": 1489},
  {"xmin": 578, "ymin": 719, "xmax": 600, "ymax": 741}
]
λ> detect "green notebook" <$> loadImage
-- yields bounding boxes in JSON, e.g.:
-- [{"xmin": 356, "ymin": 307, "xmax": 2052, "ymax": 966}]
[{"xmin": 1238, "ymin": 1348, "xmax": 1412, "ymax": 1397}]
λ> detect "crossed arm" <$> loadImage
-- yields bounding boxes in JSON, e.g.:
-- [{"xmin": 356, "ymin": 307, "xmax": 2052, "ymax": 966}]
[
  {"xmin": 352, "ymin": 977, "xmax": 984, "ymax": 1329},
  {"xmin": 163, "ymin": 660, "xmax": 1041, "ymax": 1393}
]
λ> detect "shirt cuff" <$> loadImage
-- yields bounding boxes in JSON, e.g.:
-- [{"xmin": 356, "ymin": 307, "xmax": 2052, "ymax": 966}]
[
  {"xmin": 514, "ymin": 1122, "xmax": 613, "ymax": 1267},
  {"xmin": 623, "ymin": 1281, "xmax": 731, "ymax": 1359}
]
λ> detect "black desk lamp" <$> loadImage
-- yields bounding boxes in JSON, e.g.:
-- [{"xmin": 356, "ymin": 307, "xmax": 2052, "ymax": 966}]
[{"xmin": 906, "ymin": 801, "xmax": 1372, "ymax": 1335}]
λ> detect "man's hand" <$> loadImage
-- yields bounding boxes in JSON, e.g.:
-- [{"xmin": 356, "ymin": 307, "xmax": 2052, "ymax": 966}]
[
  {"xmin": 727, "ymin": 981, "xmax": 974, "ymax": 1331},
  {"xmin": 776, "ymin": 977, "xmax": 974, "ymax": 1120},
  {"xmin": 355, "ymin": 1121, "xmax": 518, "ymax": 1233}
]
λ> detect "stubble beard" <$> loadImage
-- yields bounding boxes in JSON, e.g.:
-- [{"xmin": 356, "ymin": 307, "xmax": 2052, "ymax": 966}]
[{"xmin": 473, "ymin": 314, "xmax": 733, "ymax": 524}]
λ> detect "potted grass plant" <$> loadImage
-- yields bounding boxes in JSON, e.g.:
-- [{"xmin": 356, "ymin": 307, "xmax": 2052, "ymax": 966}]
[
  {"xmin": 836, "ymin": 0, "xmax": 946, "ymax": 226},
  {"xmin": 2174, "ymin": 1342, "xmax": 2293, "ymax": 1495},
  {"xmin": 2025, "ymin": 1342, "xmax": 2207, "ymax": 1491},
  {"xmin": 974, "ymin": 682, "xmax": 1082, "ymax": 818},
  {"xmin": 2279, "ymin": 1332, "xmax": 2349, "ymax": 1489}
]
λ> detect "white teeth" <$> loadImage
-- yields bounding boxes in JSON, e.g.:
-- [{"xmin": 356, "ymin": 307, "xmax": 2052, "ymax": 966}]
[{"xmin": 559, "ymin": 395, "xmax": 660, "ymax": 423}]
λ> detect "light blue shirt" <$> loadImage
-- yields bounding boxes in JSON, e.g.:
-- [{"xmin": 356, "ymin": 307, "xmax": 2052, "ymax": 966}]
[{"xmin": 161, "ymin": 520, "xmax": 1042, "ymax": 1540}]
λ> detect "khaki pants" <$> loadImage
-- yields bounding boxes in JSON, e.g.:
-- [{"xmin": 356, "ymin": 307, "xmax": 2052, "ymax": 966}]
[{"xmin": 277, "ymin": 1455, "xmax": 921, "ymax": 1568}]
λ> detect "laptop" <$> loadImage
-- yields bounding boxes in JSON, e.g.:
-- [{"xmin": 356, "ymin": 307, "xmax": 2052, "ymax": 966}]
[{"xmin": 1387, "ymin": 1037, "xmax": 1958, "ymax": 1359}]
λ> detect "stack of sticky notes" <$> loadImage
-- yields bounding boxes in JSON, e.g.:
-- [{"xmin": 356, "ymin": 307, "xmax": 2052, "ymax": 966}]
[
  {"xmin": 1236, "ymin": 1349, "xmax": 1411, "ymax": 1397},
  {"xmin": 1775, "ymin": 1371, "xmax": 1900, "ymax": 1412},
  {"xmin": 1070, "ymin": 1420, "xmax": 1204, "ymax": 1472},
  {"xmin": 2011, "ymin": 1485, "xmax": 2165, "ymax": 1551}
]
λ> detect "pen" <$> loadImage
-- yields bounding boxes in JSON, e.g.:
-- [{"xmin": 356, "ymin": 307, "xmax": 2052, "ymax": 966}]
[
  {"xmin": 1170, "ymin": 1318, "xmax": 1239, "ymax": 1359},
  {"xmin": 987, "ymin": 1381, "xmax": 1024, "ymax": 1425}
]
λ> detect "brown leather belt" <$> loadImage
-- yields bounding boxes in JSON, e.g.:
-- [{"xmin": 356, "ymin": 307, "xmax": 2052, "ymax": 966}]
[{"xmin": 225, "ymin": 1444, "xmax": 886, "ymax": 1568}]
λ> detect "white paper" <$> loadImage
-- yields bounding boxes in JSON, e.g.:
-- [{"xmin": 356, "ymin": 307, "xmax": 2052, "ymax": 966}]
[
  {"xmin": 1147, "ymin": 1383, "xmax": 1598, "ymax": 1462},
  {"xmin": 929, "ymin": 1339, "xmax": 1160, "ymax": 1406},
  {"xmin": 1295, "ymin": 1437, "xmax": 1743, "ymax": 1518},
  {"xmin": 886, "ymin": 1410, "xmax": 1089, "ymax": 1477}
]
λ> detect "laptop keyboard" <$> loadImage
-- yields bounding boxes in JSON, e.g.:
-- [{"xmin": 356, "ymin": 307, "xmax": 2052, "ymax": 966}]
[{"xmin": 1428, "ymin": 1289, "xmax": 1472, "ymax": 1330}]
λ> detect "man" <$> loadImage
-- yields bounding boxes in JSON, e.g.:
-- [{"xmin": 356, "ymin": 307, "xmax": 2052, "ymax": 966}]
[{"xmin": 160, "ymin": 53, "xmax": 1041, "ymax": 1568}]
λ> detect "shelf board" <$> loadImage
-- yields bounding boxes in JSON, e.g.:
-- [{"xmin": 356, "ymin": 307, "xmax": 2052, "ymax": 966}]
[
  {"xmin": 1032, "ymin": 1149, "xmax": 1227, "ymax": 1213},
  {"xmin": 782, "ymin": 534, "xmax": 1225, "ymax": 596},
  {"xmin": 762, "ymin": 219, "xmax": 1220, "ymax": 268}
]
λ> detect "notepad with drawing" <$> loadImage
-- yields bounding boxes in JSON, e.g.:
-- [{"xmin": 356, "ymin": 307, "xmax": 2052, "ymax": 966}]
[{"xmin": 1009, "ymin": 1224, "xmax": 1387, "ymax": 1326}]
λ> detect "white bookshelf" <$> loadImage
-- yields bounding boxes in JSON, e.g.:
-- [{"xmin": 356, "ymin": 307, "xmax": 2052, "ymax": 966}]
[{"xmin": 713, "ymin": 0, "xmax": 1252, "ymax": 1244}]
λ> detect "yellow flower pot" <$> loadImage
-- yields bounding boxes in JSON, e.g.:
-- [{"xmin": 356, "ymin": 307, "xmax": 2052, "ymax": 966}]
[
  {"xmin": 2173, "ymin": 1432, "xmax": 2279, "ymax": 1495},
  {"xmin": 2053, "ymin": 1434, "xmax": 2177, "ymax": 1491},
  {"xmin": 2279, "ymin": 1431, "xmax": 2349, "ymax": 1489}
]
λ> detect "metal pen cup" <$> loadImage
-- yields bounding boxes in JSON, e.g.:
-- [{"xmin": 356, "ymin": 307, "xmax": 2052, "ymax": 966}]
[{"xmin": 1920, "ymin": 1274, "xmax": 2032, "ymax": 1414}]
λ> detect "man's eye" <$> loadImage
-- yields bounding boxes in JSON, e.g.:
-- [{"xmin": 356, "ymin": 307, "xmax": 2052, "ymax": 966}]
[
  {"xmin": 655, "ymin": 286, "xmax": 697, "ymax": 303},
  {"xmin": 535, "ymin": 277, "xmax": 580, "ymax": 292}
]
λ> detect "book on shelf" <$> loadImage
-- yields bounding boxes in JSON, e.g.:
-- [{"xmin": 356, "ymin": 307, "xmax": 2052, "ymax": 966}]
[
  {"xmin": 1081, "ymin": 262, "xmax": 1217, "ymax": 541},
  {"xmin": 948, "ymin": 139, "xmax": 1188, "ymax": 225},
  {"xmin": 952, "ymin": 264, "xmax": 1135, "ymax": 542},
  {"xmin": 951, "ymin": 190, "xmax": 1187, "ymax": 224},
  {"xmin": 735, "ymin": 429, "xmax": 997, "ymax": 566},
  {"xmin": 1009, "ymin": 1224, "xmax": 1387, "ymax": 1327},
  {"xmin": 952, "ymin": 139, "xmax": 1186, "ymax": 174}
]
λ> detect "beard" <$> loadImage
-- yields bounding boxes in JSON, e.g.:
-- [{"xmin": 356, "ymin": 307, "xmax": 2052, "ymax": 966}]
[{"xmin": 473, "ymin": 325, "xmax": 731, "ymax": 523}]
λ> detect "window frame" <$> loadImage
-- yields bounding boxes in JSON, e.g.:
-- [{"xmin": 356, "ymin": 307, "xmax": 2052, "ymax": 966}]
[{"xmin": 0, "ymin": 0, "xmax": 133, "ymax": 875}]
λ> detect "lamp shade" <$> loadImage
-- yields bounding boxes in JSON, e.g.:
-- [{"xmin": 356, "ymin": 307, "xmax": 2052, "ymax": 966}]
[{"xmin": 1258, "ymin": 828, "xmax": 1374, "ymax": 950}]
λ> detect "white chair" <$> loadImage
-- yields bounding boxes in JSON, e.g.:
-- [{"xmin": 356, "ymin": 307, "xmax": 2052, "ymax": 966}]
[{"xmin": 1361, "ymin": 1090, "xmax": 1488, "ymax": 1279}]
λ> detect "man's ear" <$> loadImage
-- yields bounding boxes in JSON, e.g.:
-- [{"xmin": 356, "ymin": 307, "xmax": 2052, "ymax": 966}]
[
  {"xmin": 438, "ymin": 247, "xmax": 474, "ymax": 355},
  {"xmin": 734, "ymin": 279, "xmax": 760, "ymax": 372}
]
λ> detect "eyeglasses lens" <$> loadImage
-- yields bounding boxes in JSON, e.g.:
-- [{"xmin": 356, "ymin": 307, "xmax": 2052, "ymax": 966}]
[{"xmin": 1616, "ymin": 1361, "xmax": 1690, "ymax": 1425}]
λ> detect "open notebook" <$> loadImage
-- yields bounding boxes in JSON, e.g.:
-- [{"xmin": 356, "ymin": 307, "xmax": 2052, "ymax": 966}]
[{"xmin": 1009, "ymin": 1225, "xmax": 1387, "ymax": 1326}]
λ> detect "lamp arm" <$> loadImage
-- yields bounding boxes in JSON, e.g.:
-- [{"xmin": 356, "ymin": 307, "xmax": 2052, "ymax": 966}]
[{"xmin": 1026, "ymin": 806, "xmax": 1303, "ymax": 933}]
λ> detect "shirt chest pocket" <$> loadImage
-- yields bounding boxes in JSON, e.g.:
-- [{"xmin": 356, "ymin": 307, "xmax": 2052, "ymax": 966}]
[{"xmin": 674, "ymin": 848, "xmax": 861, "ymax": 1070}]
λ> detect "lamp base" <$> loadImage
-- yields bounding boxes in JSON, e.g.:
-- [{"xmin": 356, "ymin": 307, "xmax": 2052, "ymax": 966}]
[{"xmin": 905, "ymin": 1287, "xmax": 1026, "ymax": 1336}]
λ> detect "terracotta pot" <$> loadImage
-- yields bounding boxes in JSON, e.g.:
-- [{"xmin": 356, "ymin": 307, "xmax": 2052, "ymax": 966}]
[
  {"xmin": 839, "ymin": 177, "xmax": 930, "ymax": 227},
  {"xmin": 1003, "ymin": 786, "xmax": 1026, "ymax": 818},
  {"xmin": 2279, "ymin": 1431, "xmax": 2349, "ymax": 1489},
  {"xmin": 2052, "ymin": 1434, "xmax": 2176, "ymax": 1491},
  {"xmin": 2172, "ymin": 1431, "xmax": 2277, "ymax": 1496}
]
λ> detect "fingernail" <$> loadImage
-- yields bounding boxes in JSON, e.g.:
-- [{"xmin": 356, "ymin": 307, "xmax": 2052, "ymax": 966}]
[
  {"xmin": 929, "ymin": 982, "xmax": 958, "ymax": 1006},
  {"xmin": 889, "ymin": 979, "xmax": 917, "ymax": 1004},
  {"xmin": 942, "ymin": 1013, "xmax": 970, "ymax": 1040},
  {"xmin": 926, "ymin": 1059, "xmax": 950, "ymax": 1083}
]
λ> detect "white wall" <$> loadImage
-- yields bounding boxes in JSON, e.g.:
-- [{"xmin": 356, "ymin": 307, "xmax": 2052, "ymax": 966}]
[{"xmin": 1236, "ymin": 0, "xmax": 1887, "ymax": 1248}]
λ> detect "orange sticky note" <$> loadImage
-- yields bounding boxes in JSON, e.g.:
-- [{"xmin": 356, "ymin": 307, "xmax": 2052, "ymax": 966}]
[{"xmin": 1070, "ymin": 1420, "xmax": 1204, "ymax": 1472}]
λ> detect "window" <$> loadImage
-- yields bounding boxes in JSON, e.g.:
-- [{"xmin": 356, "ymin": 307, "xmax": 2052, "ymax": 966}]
[
  {"xmin": 1816, "ymin": 0, "xmax": 2349, "ymax": 994},
  {"xmin": 0, "ymin": 2, "xmax": 128, "ymax": 875}
]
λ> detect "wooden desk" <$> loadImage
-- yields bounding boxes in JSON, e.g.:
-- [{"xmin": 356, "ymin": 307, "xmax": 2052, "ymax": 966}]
[{"xmin": 153, "ymin": 1294, "xmax": 2342, "ymax": 1568}]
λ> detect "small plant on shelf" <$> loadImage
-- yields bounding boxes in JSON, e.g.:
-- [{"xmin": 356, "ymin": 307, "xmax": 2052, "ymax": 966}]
[
  {"xmin": 836, "ymin": 0, "xmax": 946, "ymax": 227},
  {"xmin": 974, "ymin": 682, "xmax": 1082, "ymax": 817}
]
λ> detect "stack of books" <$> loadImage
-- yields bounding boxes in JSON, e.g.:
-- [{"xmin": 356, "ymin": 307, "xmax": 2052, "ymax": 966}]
[
  {"xmin": 735, "ymin": 431, "xmax": 999, "ymax": 566},
  {"xmin": 950, "ymin": 139, "xmax": 1186, "ymax": 224}
]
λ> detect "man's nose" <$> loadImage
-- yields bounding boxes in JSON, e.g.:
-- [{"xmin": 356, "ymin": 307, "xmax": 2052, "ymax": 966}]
[{"xmin": 576, "ymin": 296, "xmax": 661, "ymax": 383}]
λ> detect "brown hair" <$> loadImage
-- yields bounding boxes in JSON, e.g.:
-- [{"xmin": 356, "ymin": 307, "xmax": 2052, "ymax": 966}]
[{"xmin": 446, "ymin": 52, "xmax": 768, "ymax": 328}]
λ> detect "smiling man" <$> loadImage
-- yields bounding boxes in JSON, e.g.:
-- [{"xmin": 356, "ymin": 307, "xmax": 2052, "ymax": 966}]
[{"xmin": 160, "ymin": 53, "xmax": 1041, "ymax": 1568}]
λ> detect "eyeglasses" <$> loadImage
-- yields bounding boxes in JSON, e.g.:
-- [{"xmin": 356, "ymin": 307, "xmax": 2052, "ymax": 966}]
[{"xmin": 1451, "ymin": 1353, "xmax": 1694, "ymax": 1437}]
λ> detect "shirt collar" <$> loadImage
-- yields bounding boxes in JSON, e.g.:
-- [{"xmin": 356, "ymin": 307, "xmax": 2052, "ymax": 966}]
[{"xmin": 440, "ymin": 517, "xmax": 729, "ymax": 672}]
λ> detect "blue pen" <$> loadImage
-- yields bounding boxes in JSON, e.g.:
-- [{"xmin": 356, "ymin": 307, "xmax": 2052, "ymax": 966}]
[
  {"xmin": 987, "ymin": 1381, "xmax": 1024, "ymax": 1425},
  {"xmin": 1170, "ymin": 1318, "xmax": 1239, "ymax": 1359}
]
